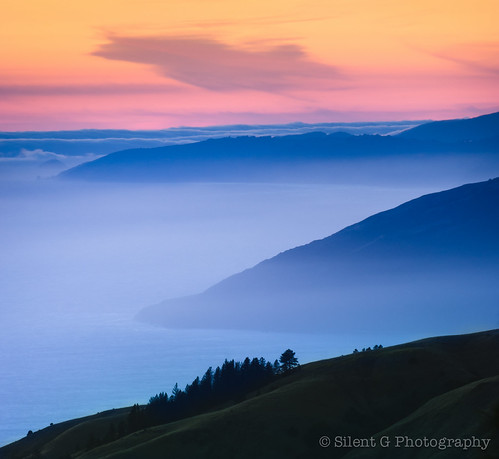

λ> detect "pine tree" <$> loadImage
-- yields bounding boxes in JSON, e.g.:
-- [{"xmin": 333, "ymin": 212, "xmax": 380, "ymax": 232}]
[{"xmin": 279, "ymin": 349, "xmax": 299, "ymax": 372}]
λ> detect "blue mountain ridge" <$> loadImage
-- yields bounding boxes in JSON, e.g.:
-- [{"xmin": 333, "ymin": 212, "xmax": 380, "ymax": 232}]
[
  {"xmin": 398, "ymin": 111, "xmax": 499, "ymax": 142},
  {"xmin": 58, "ymin": 112, "xmax": 499, "ymax": 183},
  {"xmin": 137, "ymin": 177, "xmax": 499, "ymax": 334},
  {"xmin": 0, "ymin": 120, "xmax": 421, "ymax": 157}
]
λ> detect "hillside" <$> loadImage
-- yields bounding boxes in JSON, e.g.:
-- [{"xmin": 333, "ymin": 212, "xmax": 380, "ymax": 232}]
[
  {"xmin": 137, "ymin": 178, "xmax": 499, "ymax": 334},
  {"xmin": 398, "ymin": 111, "xmax": 499, "ymax": 142},
  {"xmin": 58, "ymin": 112, "xmax": 499, "ymax": 183},
  {"xmin": 2, "ymin": 329, "xmax": 498, "ymax": 458},
  {"xmin": 0, "ymin": 120, "xmax": 421, "ymax": 158}
]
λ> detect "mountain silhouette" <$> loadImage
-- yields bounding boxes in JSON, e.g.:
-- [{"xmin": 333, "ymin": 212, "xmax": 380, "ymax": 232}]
[
  {"xmin": 59, "ymin": 112, "xmax": 499, "ymax": 183},
  {"xmin": 137, "ymin": 178, "xmax": 499, "ymax": 333},
  {"xmin": 398, "ymin": 111, "xmax": 499, "ymax": 142},
  {"xmin": 0, "ymin": 120, "xmax": 420, "ymax": 157}
]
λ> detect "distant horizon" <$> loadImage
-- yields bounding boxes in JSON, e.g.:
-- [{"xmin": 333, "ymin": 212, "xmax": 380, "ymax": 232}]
[
  {"xmin": 2, "ymin": 109, "xmax": 499, "ymax": 134},
  {"xmin": 0, "ymin": 117, "xmax": 433, "ymax": 134}
]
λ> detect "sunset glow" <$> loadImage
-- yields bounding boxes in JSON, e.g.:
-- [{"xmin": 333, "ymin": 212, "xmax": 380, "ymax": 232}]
[{"xmin": 1, "ymin": 0, "xmax": 499, "ymax": 130}]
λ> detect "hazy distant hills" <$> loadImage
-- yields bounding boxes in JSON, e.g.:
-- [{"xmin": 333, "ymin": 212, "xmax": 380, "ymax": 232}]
[
  {"xmin": 138, "ymin": 178, "xmax": 499, "ymax": 334},
  {"xmin": 58, "ymin": 111, "xmax": 499, "ymax": 184},
  {"xmin": 398, "ymin": 111, "xmax": 499, "ymax": 142},
  {"xmin": 2, "ymin": 121, "xmax": 426, "ymax": 180},
  {"xmin": 3, "ymin": 329, "xmax": 498, "ymax": 458},
  {"xmin": 0, "ymin": 120, "xmax": 420, "ymax": 157}
]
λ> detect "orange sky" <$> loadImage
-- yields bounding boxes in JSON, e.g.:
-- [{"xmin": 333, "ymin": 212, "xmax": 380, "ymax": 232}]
[{"xmin": 1, "ymin": 0, "xmax": 499, "ymax": 130}]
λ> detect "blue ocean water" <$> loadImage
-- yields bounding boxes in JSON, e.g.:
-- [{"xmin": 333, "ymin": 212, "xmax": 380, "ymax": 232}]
[{"xmin": 0, "ymin": 313, "xmax": 422, "ymax": 446}]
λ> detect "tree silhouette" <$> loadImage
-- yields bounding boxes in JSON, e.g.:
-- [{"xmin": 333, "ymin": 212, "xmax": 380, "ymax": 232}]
[
  {"xmin": 119, "ymin": 349, "xmax": 299, "ymax": 438},
  {"xmin": 279, "ymin": 349, "xmax": 299, "ymax": 372}
]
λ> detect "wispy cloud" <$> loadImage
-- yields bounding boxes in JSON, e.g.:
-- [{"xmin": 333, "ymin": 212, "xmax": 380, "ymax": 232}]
[
  {"xmin": 114, "ymin": 13, "xmax": 335, "ymax": 35},
  {"xmin": 92, "ymin": 35, "xmax": 342, "ymax": 92},
  {"xmin": 189, "ymin": 13, "xmax": 336, "ymax": 29},
  {"xmin": 0, "ymin": 84, "xmax": 185, "ymax": 98},
  {"xmin": 0, "ymin": 149, "xmax": 102, "ymax": 166},
  {"xmin": 428, "ymin": 42, "xmax": 499, "ymax": 76},
  {"xmin": 0, "ymin": 149, "xmax": 64, "ymax": 162}
]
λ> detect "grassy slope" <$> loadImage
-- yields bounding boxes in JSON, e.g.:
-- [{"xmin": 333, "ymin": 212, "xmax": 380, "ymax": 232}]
[
  {"xmin": 344, "ymin": 376, "xmax": 499, "ymax": 459},
  {"xmin": 2, "ymin": 329, "xmax": 498, "ymax": 459},
  {"xmin": 0, "ymin": 408, "xmax": 130, "ymax": 459}
]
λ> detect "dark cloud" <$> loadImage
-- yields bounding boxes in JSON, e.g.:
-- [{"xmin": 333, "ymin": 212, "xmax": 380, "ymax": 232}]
[{"xmin": 92, "ymin": 35, "xmax": 342, "ymax": 92}]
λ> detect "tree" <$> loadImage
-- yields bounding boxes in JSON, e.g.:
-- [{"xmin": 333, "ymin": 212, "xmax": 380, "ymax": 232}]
[
  {"xmin": 171, "ymin": 383, "xmax": 180, "ymax": 401},
  {"xmin": 279, "ymin": 349, "xmax": 299, "ymax": 372}
]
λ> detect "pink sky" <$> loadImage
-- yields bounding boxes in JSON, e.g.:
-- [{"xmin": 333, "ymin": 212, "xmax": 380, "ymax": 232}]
[{"xmin": 1, "ymin": 0, "xmax": 499, "ymax": 130}]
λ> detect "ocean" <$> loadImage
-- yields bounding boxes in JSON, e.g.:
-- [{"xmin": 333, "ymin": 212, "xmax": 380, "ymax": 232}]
[{"xmin": 0, "ymin": 314, "xmax": 424, "ymax": 445}]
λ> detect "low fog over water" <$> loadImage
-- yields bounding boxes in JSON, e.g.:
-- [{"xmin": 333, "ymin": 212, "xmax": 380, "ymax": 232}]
[
  {"xmin": 1, "ymin": 163, "xmax": 497, "ymax": 445},
  {"xmin": 0, "ymin": 179, "xmax": 438, "ymax": 325},
  {"xmin": 0, "ymin": 177, "xmax": 442, "ymax": 444}
]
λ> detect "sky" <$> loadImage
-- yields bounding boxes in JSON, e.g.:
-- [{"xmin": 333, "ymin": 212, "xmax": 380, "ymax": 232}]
[{"xmin": 1, "ymin": 0, "xmax": 499, "ymax": 130}]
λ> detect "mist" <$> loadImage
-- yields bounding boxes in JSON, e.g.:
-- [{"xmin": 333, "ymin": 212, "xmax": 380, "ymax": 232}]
[
  {"xmin": 1, "ymin": 155, "xmax": 497, "ymax": 445},
  {"xmin": 0, "ymin": 176, "xmax": 443, "ymax": 444},
  {"xmin": 0, "ymin": 179, "xmax": 436, "ymax": 325}
]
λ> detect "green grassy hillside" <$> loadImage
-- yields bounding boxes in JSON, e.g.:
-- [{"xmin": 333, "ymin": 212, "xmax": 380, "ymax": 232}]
[{"xmin": 2, "ymin": 329, "xmax": 498, "ymax": 459}]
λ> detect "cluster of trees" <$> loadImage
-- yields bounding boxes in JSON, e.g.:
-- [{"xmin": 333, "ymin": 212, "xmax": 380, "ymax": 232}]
[
  {"xmin": 22, "ymin": 350, "xmax": 299, "ymax": 457},
  {"xmin": 127, "ymin": 349, "xmax": 299, "ymax": 433},
  {"xmin": 72, "ymin": 350, "xmax": 299, "ymax": 453},
  {"xmin": 352, "ymin": 344, "xmax": 383, "ymax": 353}
]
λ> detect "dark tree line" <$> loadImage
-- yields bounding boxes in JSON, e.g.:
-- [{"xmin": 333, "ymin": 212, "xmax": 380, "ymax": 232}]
[
  {"xmin": 128, "ymin": 349, "xmax": 299, "ymax": 432},
  {"xmin": 23, "ymin": 350, "xmax": 300, "ymax": 457},
  {"xmin": 352, "ymin": 344, "xmax": 383, "ymax": 353}
]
